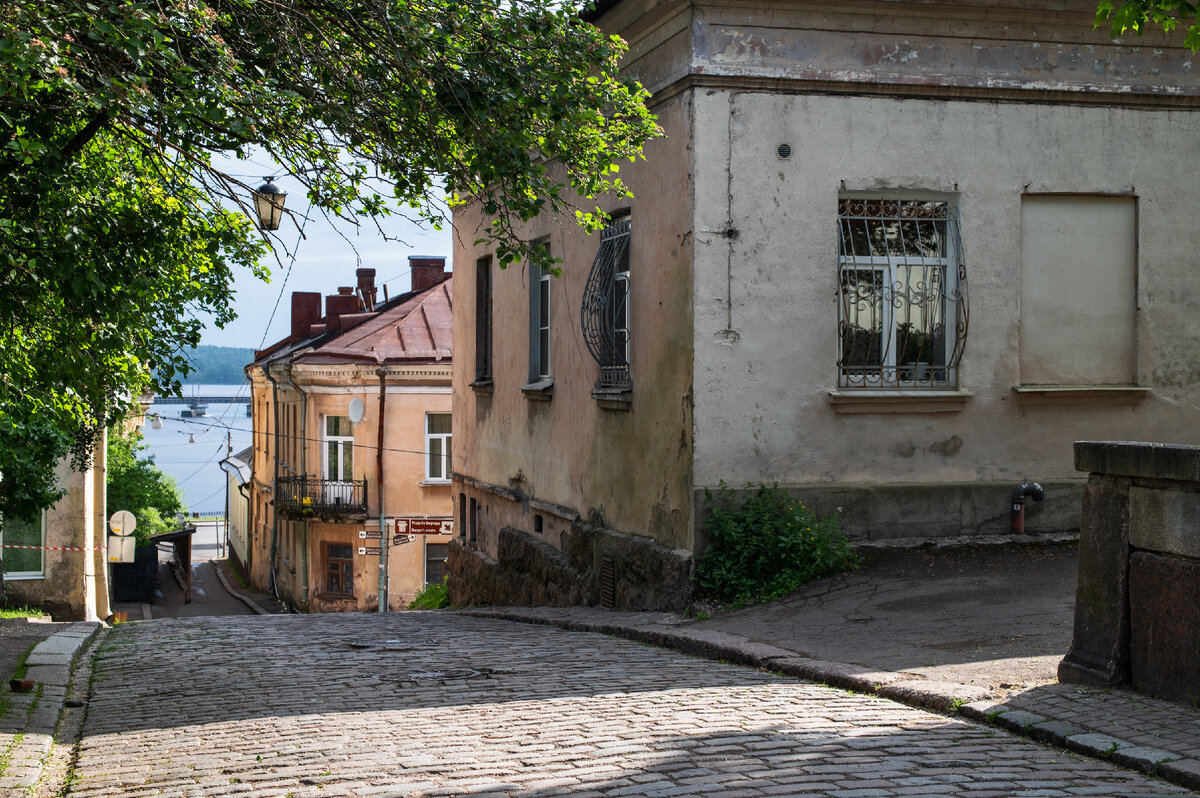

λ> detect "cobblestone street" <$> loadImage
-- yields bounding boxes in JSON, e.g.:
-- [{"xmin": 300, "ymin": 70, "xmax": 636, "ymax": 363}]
[{"xmin": 61, "ymin": 613, "xmax": 1189, "ymax": 798}]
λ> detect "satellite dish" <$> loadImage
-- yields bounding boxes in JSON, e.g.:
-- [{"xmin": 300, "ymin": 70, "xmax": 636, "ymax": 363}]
[{"xmin": 348, "ymin": 397, "xmax": 365, "ymax": 423}]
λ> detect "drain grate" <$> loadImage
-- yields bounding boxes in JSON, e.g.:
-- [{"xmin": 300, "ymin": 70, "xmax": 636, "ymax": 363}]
[
  {"xmin": 345, "ymin": 638, "xmax": 440, "ymax": 651},
  {"xmin": 399, "ymin": 666, "xmax": 511, "ymax": 687},
  {"xmin": 600, "ymin": 556, "xmax": 615, "ymax": 608}
]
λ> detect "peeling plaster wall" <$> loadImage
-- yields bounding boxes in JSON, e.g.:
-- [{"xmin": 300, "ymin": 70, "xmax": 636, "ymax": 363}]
[
  {"xmin": 691, "ymin": 89, "xmax": 1200, "ymax": 535},
  {"xmin": 451, "ymin": 91, "xmax": 696, "ymax": 561}
]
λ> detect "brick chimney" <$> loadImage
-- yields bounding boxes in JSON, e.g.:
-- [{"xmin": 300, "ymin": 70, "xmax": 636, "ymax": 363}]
[
  {"xmin": 409, "ymin": 255, "xmax": 446, "ymax": 292},
  {"xmin": 325, "ymin": 293, "xmax": 361, "ymax": 333},
  {"xmin": 290, "ymin": 292, "xmax": 321, "ymax": 340},
  {"xmin": 356, "ymin": 268, "xmax": 377, "ymax": 310}
]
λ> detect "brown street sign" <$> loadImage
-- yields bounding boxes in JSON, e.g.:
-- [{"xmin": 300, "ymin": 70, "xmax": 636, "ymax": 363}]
[
  {"xmin": 392, "ymin": 534, "xmax": 416, "ymax": 546},
  {"xmin": 394, "ymin": 517, "xmax": 453, "ymax": 536},
  {"xmin": 358, "ymin": 529, "xmax": 382, "ymax": 539},
  {"xmin": 357, "ymin": 546, "xmax": 382, "ymax": 556}
]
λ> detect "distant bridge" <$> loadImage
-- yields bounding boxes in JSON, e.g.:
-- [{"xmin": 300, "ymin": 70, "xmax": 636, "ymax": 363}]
[{"xmin": 150, "ymin": 395, "xmax": 251, "ymax": 405}]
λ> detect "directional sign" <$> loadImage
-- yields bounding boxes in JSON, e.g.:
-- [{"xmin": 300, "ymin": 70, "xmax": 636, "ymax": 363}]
[
  {"xmin": 109, "ymin": 510, "xmax": 137, "ymax": 537},
  {"xmin": 394, "ymin": 517, "xmax": 453, "ymax": 536},
  {"xmin": 357, "ymin": 546, "xmax": 382, "ymax": 556},
  {"xmin": 392, "ymin": 534, "xmax": 416, "ymax": 546},
  {"xmin": 358, "ymin": 529, "xmax": 382, "ymax": 539}
]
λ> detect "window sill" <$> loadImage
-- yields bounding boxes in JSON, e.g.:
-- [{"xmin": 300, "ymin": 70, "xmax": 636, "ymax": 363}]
[
  {"xmin": 592, "ymin": 385, "xmax": 632, "ymax": 410},
  {"xmin": 1012, "ymin": 384, "xmax": 1151, "ymax": 404},
  {"xmin": 420, "ymin": 479, "xmax": 452, "ymax": 487},
  {"xmin": 3, "ymin": 573, "xmax": 44, "ymax": 581},
  {"xmin": 827, "ymin": 389, "xmax": 973, "ymax": 414},
  {"xmin": 521, "ymin": 379, "xmax": 554, "ymax": 401},
  {"xmin": 470, "ymin": 378, "xmax": 493, "ymax": 396}
]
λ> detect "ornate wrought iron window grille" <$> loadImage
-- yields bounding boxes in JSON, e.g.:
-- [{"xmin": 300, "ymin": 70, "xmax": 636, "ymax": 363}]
[
  {"xmin": 581, "ymin": 216, "xmax": 632, "ymax": 388},
  {"xmin": 837, "ymin": 198, "xmax": 968, "ymax": 390}
]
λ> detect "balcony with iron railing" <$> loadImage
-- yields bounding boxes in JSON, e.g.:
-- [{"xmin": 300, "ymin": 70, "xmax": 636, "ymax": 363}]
[{"xmin": 275, "ymin": 476, "xmax": 369, "ymax": 520}]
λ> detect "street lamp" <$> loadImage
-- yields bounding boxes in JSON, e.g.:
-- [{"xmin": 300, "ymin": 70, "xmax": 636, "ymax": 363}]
[{"xmin": 252, "ymin": 177, "xmax": 287, "ymax": 231}]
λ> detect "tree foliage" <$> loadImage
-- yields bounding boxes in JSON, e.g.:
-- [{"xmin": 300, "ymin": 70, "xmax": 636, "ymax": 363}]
[
  {"xmin": 0, "ymin": 0, "xmax": 658, "ymax": 518},
  {"xmin": 1097, "ymin": 1, "xmax": 1200, "ymax": 50},
  {"xmin": 106, "ymin": 430, "xmax": 186, "ymax": 547}
]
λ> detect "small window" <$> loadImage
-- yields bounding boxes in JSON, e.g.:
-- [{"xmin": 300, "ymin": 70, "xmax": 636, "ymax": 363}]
[
  {"xmin": 581, "ymin": 215, "xmax": 632, "ymax": 389},
  {"xmin": 837, "ymin": 197, "xmax": 967, "ymax": 389},
  {"xmin": 475, "ymin": 256, "xmax": 493, "ymax": 382},
  {"xmin": 533, "ymin": 514, "xmax": 544, "ymax": 535},
  {"xmin": 425, "ymin": 542, "xmax": 449, "ymax": 585},
  {"xmin": 325, "ymin": 542, "xmax": 354, "ymax": 596},
  {"xmin": 1, "ymin": 512, "xmax": 45, "ymax": 579},
  {"xmin": 458, "ymin": 493, "xmax": 467, "ymax": 538},
  {"xmin": 469, "ymin": 497, "xmax": 478, "ymax": 543},
  {"xmin": 425, "ymin": 413, "xmax": 452, "ymax": 482},
  {"xmin": 529, "ymin": 241, "xmax": 553, "ymax": 382}
]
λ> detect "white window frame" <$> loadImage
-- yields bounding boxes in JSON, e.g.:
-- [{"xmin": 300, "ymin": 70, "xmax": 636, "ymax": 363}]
[
  {"xmin": 836, "ymin": 196, "xmax": 965, "ymax": 390},
  {"xmin": 425, "ymin": 413, "xmax": 452, "ymax": 483},
  {"xmin": 537, "ymin": 267, "xmax": 551, "ymax": 380},
  {"xmin": 0, "ymin": 511, "xmax": 46, "ymax": 580},
  {"xmin": 321, "ymin": 415, "xmax": 355, "ymax": 504}
]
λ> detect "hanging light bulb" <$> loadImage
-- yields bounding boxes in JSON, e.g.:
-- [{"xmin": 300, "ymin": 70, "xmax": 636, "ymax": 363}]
[
  {"xmin": 150, "ymin": 413, "xmax": 163, "ymax": 430},
  {"xmin": 188, "ymin": 433, "xmax": 196, "ymax": 443}
]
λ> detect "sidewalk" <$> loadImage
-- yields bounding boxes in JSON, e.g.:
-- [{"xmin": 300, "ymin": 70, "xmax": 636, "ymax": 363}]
[
  {"xmin": 460, "ymin": 539, "xmax": 1200, "ymax": 793},
  {"xmin": 0, "ymin": 619, "xmax": 100, "ymax": 793},
  {"xmin": 209, "ymin": 558, "xmax": 292, "ymax": 616}
]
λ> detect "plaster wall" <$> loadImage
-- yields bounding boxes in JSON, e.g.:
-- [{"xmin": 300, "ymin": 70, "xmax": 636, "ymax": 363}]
[
  {"xmin": 6, "ymin": 452, "xmax": 107, "ymax": 621},
  {"xmin": 690, "ymin": 91, "xmax": 1200, "ymax": 525},
  {"xmin": 451, "ymin": 90, "xmax": 695, "ymax": 556},
  {"xmin": 247, "ymin": 365, "xmax": 452, "ymax": 611}
]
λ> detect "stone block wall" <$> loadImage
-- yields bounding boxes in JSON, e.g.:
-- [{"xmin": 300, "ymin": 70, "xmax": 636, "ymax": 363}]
[{"xmin": 1059, "ymin": 441, "xmax": 1200, "ymax": 703}]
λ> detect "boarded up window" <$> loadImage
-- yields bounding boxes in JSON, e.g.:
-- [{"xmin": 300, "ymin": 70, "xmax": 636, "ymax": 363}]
[{"xmin": 1019, "ymin": 195, "xmax": 1137, "ymax": 385}]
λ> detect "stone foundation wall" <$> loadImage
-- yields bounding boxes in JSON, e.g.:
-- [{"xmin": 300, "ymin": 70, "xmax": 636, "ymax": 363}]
[
  {"xmin": 693, "ymin": 481, "xmax": 1084, "ymax": 547},
  {"xmin": 1060, "ymin": 441, "xmax": 1200, "ymax": 703},
  {"xmin": 448, "ymin": 521, "xmax": 693, "ymax": 612}
]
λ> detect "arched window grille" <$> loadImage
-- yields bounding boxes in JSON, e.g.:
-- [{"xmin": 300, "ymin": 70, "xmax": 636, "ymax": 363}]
[
  {"xmin": 581, "ymin": 216, "xmax": 632, "ymax": 388},
  {"xmin": 837, "ymin": 198, "xmax": 968, "ymax": 389}
]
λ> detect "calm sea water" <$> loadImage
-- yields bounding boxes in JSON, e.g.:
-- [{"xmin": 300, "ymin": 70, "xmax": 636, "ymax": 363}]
[{"xmin": 141, "ymin": 384, "xmax": 254, "ymax": 514}]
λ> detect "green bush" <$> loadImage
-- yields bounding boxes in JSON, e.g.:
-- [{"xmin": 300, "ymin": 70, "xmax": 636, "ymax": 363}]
[
  {"xmin": 695, "ymin": 483, "xmax": 859, "ymax": 607},
  {"xmin": 106, "ymin": 430, "xmax": 187, "ymax": 546},
  {"xmin": 408, "ymin": 581, "xmax": 449, "ymax": 610}
]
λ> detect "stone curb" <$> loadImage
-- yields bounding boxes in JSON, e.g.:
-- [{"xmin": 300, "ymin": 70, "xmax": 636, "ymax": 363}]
[
  {"xmin": 459, "ymin": 607, "xmax": 1197, "ymax": 792},
  {"xmin": 211, "ymin": 558, "xmax": 275, "ymax": 616},
  {"xmin": 0, "ymin": 621, "xmax": 102, "ymax": 793}
]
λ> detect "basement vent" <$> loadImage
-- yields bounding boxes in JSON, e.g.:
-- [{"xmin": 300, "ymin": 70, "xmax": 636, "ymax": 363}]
[
  {"xmin": 600, "ymin": 556, "xmax": 616, "ymax": 608},
  {"xmin": 777, "ymin": 143, "xmax": 792, "ymax": 160}
]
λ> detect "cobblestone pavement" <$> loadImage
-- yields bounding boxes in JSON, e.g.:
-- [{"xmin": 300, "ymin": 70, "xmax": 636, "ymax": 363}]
[{"xmin": 60, "ymin": 613, "xmax": 1191, "ymax": 798}]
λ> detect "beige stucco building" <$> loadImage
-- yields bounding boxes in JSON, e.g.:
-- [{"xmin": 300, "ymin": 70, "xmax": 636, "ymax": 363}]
[
  {"xmin": 450, "ymin": 0, "xmax": 1200, "ymax": 611},
  {"xmin": 247, "ymin": 260, "xmax": 454, "ymax": 612},
  {"xmin": 2, "ymin": 440, "xmax": 110, "ymax": 621}
]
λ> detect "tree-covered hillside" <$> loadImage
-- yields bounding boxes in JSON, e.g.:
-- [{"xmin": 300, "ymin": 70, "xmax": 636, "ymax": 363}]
[{"xmin": 169, "ymin": 345, "xmax": 254, "ymax": 386}]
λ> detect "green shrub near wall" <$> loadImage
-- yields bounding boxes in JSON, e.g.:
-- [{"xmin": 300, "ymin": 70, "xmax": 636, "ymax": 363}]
[{"xmin": 695, "ymin": 483, "xmax": 859, "ymax": 607}]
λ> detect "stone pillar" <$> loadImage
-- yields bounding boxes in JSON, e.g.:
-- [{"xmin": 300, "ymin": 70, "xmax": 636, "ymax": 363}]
[{"xmin": 1060, "ymin": 441, "xmax": 1200, "ymax": 702}]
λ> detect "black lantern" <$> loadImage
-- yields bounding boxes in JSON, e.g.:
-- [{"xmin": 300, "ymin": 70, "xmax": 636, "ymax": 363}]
[{"xmin": 252, "ymin": 177, "xmax": 287, "ymax": 231}]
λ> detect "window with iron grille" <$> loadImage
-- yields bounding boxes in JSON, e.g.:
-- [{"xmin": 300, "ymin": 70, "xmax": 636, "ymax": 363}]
[
  {"xmin": 581, "ymin": 215, "xmax": 632, "ymax": 389},
  {"xmin": 837, "ymin": 197, "xmax": 968, "ymax": 389},
  {"xmin": 325, "ymin": 542, "xmax": 354, "ymax": 596}
]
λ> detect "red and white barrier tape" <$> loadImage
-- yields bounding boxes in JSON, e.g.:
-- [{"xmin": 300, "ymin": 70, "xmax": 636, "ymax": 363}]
[{"xmin": 0, "ymin": 544, "xmax": 104, "ymax": 552}]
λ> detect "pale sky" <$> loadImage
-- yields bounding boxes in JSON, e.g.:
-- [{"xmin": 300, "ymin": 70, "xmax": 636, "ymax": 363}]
[{"xmin": 197, "ymin": 157, "xmax": 454, "ymax": 350}]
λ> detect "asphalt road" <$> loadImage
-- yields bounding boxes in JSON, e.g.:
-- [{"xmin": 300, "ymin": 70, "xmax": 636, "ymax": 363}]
[{"xmin": 53, "ymin": 612, "xmax": 1189, "ymax": 797}]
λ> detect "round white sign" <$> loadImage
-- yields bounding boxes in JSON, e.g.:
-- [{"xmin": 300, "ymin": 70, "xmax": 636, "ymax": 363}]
[{"xmin": 109, "ymin": 510, "xmax": 137, "ymax": 536}]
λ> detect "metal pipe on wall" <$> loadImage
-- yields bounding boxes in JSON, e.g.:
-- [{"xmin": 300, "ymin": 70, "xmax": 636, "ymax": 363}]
[{"xmin": 376, "ymin": 367, "xmax": 389, "ymax": 612}]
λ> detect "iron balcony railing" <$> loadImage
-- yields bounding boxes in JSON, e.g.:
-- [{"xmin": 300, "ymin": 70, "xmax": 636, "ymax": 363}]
[{"xmin": 276, "ymin": 476, "xmax": 368, "ymax": 517}]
